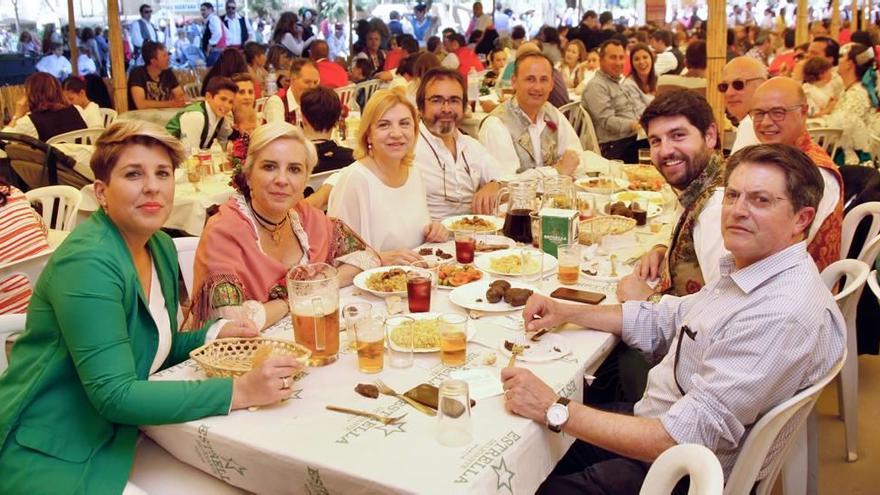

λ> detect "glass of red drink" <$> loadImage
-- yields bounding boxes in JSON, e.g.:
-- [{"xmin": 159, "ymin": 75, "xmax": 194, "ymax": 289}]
[
  {"xmin": 454, "ymin": 228, "xmax": 477, "ymax": 263},
  {"xmin": 406, "ymin": 267, "xmax": 433, "ymax": 313}
]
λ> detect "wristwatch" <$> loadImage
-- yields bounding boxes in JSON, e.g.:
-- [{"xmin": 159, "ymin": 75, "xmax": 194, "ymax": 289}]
[{"xmin": 546, "ymin": 397, "xmax": 571, "ymax": 433}]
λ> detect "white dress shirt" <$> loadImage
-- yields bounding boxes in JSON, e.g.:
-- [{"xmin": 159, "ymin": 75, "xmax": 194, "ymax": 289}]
[
  {"xmin": 415, "ymin": 127, "xmax": 502, "ymax": 219},
  {"xmin": 327, "ymin": 161, "xmax": 430, "ymax": 251},
  {"xmin": 263, "ymin": 87, "xmax": 301, "ymax": 125},
  {"xmin": 35, "ymin": 54, "xmax": 72, "ymax": 79},
  {"xmin": 477, "ymin": 103, "xmax": 582, "ymax": 180},
  {"xmin": 223, "ymin": 13, "xmax": 252, "ymax": 46},
  {"xmin": 130, "ymin": 18, "xmax": 158, "ymax": 49},
  {"xmin": 654, "ymin": 47, "xmax": 678, "ymax": 76},
  {"xmin": 206, "ymin": 13, "xmax": 224, "ymax": 47},
  {"xmin": 729, "ymin": 114, "xmax": 757, "ymax": 154},
  {"xmin": 179, "ymin": 102, "xmax": 230, "ymax": 150},
  {"xmin": 2, "ymin": 105, "xmax": 99, "ymax": 139}
]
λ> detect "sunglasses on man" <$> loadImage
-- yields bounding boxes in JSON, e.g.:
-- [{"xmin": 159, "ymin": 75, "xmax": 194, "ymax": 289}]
[{"xmin": 717, "ymin": 77, "xmax": 764, "ymax": 92}]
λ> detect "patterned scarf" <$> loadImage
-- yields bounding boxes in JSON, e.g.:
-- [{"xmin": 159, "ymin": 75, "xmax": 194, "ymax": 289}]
[{"xmin": 659, "ymin": 153, "xmax": 726, "ymax": 295}]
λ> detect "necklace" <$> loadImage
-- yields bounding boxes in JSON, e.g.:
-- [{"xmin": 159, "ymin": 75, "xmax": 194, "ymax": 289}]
[{"xmin": 249, "ymin": 201, "xmax": 287, "ymax": 244}]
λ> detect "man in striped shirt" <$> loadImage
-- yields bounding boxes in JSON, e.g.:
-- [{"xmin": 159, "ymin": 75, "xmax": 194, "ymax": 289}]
[{"xmin": 504, "ymin": 144, "xmax": 846, "ymax": 494}]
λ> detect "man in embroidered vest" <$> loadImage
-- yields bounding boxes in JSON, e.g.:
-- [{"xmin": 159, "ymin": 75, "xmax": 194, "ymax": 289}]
[
  {"xmin": 478, "ymin": 51, "xmax": 581, "ymax": 180},
  {"xmin": 263, "ymin": 59, "xmax": 320, "ymax": 126},
  {"xmin": 166, "ymin": 76, "xmax": 236, "ymax": 151},
  {"xmin": 618, "ymin": 90, "xmax": 727, "ymax": 304},
  {"xmin": 504, "ymin": 144, "xmax": 845, "ymax": 494},
  {"xmin": 200, "ymin": 2, "xmax": 227, "ymax": 66},
  {"xmin": 130, "ymin": 4, "xmax": 158, "ymax": 63},
  {"xmin": 750, "ymin": 77, "xmax": 843, "ymax": 270}
]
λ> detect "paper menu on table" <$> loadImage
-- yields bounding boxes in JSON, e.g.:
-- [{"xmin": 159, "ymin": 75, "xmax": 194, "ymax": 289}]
[{"xmin": 450, "ymin": 368, "xmax": 504, "ymax": 400}]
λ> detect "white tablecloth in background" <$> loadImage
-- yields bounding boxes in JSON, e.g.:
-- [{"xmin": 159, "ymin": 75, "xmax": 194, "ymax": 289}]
[
  {"xmin": 78, "ymin": 174, "xmax": 234, "ymax": 235},
  {"xmin": 116, "ymin": 108, "xmax": 181, "ymax": 127}
]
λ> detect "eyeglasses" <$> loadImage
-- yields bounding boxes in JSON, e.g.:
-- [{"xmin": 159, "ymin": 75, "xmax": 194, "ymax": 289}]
[
  {"xmin": 722, "ymin": 188, "xmax": 790, "ymax": 210},
  {"xmin": 717, "ymin": 77, "xmax": 764, "ymax": 92},
  {"xmin": 748, "ymin": 105, "xmax": 804, "ymax": 122},
  {"xmin": 426, "ymin": 95, "xmax": 464, "ymax": 108},
  {"xmin": 672, "ymin": 324, "xmax": 697, "ymax": 395},
  {"xmin": 143, "ymin": 9, "xmax": 152, "ymax": 14}
]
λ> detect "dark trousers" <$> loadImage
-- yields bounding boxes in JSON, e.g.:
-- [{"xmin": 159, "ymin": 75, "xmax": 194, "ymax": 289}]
[
  {"xmin": 600, "ymin": 135, "xmax": 640, "ymax": 163},
  {"xmin": 536, "ymin": 403, "xmax": 691, "ymax": 495}
]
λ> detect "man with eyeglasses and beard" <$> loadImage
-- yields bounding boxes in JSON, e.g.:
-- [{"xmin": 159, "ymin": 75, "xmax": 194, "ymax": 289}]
[
  {"xmin": 414, "ymin": 67, "xmax": 502, "ymax": 219},
  {"xmin": 504, "ymin": 143, "xmax": 844, "ymax": 495},
  {"xmin": 721, "ymin": 56, "xmax": 768, "ymax": 153}
]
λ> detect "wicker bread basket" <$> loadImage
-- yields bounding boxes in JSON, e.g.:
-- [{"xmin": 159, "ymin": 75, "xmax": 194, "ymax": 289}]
[
  {"xmin": 190, "ymin": 338, "xmax": 311, "ymax": 378},
  {"xmin": 579, "ymin": 215, "xmax": 637, "ymax": 244}
]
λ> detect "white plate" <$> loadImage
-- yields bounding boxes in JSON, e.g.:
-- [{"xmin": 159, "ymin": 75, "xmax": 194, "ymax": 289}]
[
  {"xmin": 474, "ymin": 248, "xmax": 559, "ymax": 277},
  {"xmin": 575, "ymin": 177, "xmax": 629, "ymax": 193},
  {"xmin": 448, "ymin": 281, "xmax": 540, "ymax": 313},
  {"xmin": 352, "ymin": 266, "xmax": 410, "ymax": 297},
  {"xmin": 579, "ymin": 257, "xmax": 634, "ymax": 282},
  {"xmin": 386, "ymin": 312, "xmax": 477, "ymax": 353},
  {"xmin": 442, "ymin": 215, "xmax": 504, "ymax": 233},
  {"xmin": 498, "ymin": 333, "xmax": 572, "ymax": 362}
]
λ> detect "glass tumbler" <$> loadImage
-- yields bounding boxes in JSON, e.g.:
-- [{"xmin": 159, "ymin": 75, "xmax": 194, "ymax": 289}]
[
  {"xmin": 436, "ymin": 379, "xmax": 473, "ymax": 447},
  {"xmin": 385, "ymin": 315, "xmax": 414, "ymax": 369}
]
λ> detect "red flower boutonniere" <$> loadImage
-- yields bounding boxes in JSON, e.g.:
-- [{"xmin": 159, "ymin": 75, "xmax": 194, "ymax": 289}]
[{"xmin": 544, "ymin": 119, "xmax": 558, "ymax": 132}]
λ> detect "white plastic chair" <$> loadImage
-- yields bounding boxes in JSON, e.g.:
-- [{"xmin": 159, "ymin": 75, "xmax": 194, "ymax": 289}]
[
  {"xmin": 25, "ymin": 185, "xmax": 82, "ymax": 232},
  {"xmin": 560, "ymin": 101, "xmax": 600, "ymax": 154},
  {"xmin": 808, "ymin": 127, "xmax": 843, "ymax": 160},
  {"xmin": 640, "ymin": 444, "xmax": 724, "ymax": 495},
  {"xmin": 822, "ymin": 247, "xmax": 877, "ymax": 463},
  {"xmin": 128, "ymin": 436, "xmax": 246, "ymax": 494},
  {"xmin": 723, "ymin": 355, "xmax": 846, "ymax": 495},
  {"xmin": 868, "ymin": 270, "xmax": 880, "ymax": 303},
  {"xmin": 99, "ymin": 108, "xmax": 117, "ymax": 127},
  {"xmin": 0, "ymin": 313, "xmax": 27, "ymax": 373},
  {"xmin": 335, "ymin": 83, "xmax": 360, "ymax": 113},
  {"xmin": 45, "ymin": 126, "xmax": 105, "ymax": 146},
  {"xmin": 182, "ymin": 82, "xmax": 201, "ymax": 100},
  {"xmin": 355, "ymin": 79, "xmax": 382, "ymax": 107},
  {"xmin": 173, "ymin": 237, "xmax": 200, "ymax": 297},
  {"xmin": 841, "ymin": 201, "xmax": 880, "ymax": 260},
  {"xmin": 254, "ymin": 96, "xmax": 268, "ymax": 124}
]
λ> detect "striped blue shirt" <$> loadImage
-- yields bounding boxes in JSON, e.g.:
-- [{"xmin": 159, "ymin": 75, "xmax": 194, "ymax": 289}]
[{"xmin": 622, "ymin": 241, "xmax": 845, "ymax": 478}]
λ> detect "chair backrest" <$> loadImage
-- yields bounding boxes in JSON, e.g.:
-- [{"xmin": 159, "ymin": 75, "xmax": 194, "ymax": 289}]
[
  {"xmin": 1, "ymin": 132, "xmax": 91, "ymax": 189},
  {"xmin": 46, "ymin": 127, "xmax": 105, "ymax": 146},
  {"xmin": 335, "ymin": 84, "xmax": 360, "ymax": 113},
  {"xmin": 25, "ymin": 185, "xmax": 83, "ymax": 232},
  {"xmin": 356, "ymin": 79, "xmax": 382, "ymax": 107},
  {"xmin": 559, "ymin": 101, "xmax": 600, "ymax": 154},
  {"xmin": 841, "ymin": 201, "xmax": 880, "ymax": 260},
  {"xmin": 808, "ymin": 127, "xmax": 843, "ymax": 160},
  {"xmin": 868, "ymin": 270, "xmax": 880, "ymax": 303},
  {"xmin": 0, "ymin": 313, "xmax": 28, "ymax": 373},
  {"xmin": 173, "ymin": 237, "xmax": 200, "ymax": 297},
  {"xmin": 821, "ymin": 258, "xmax": 872, "ymax": 325},
  {"xmin": 182, "ymin": 82, "xmax": 201, "ymax": 100},
  {"xmin": 306, "ymin": 169, "xmax": 338, "ymax": 196},
  {"xmin": 640, "ymin": 444, "xmax": 724, "ymax": 495},
  {"xmin": 724, "ymin": 356, "xmax": 845, "ymax": 495},
  {"xmin": 254, "ymin": 96, "xmax": 268, "ymax": 123},
  {"xmin": 99, "ymin": 108, "xmax": 118, "ymax": 127}
]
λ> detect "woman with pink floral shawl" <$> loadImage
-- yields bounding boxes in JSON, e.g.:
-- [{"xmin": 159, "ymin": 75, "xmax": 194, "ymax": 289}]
[{"xmin": 189, "ymin": 122, "xmax": 379, "ymax": 329}]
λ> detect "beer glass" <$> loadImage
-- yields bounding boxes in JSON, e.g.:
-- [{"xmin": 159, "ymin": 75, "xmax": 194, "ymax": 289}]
[
  {"xmin": 439, "ymin": 314, "xmax": 468, "ymax": 367},
  {"xmin": 342, "ymin": 302, "xmax": 371, "ymax": 353},
  {"xmin": 287, "ymin": 263, "xmax": 340, "ymax": 366},
  {"xmin": 557, "ymin": 243, "xmax": 581, "ymax": 285},
  {"xmin": 355, "ymin": 315, "xmax": 384, "ymax": 373}
]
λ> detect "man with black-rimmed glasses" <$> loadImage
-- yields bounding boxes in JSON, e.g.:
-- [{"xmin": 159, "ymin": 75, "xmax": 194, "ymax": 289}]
[
  {"xmin": 505, "ymin": 143, "xmax": 845, "ymax": 495},
  {"xmin": 414, "ymin": 67, "xmax": 502, "ymax": 219}
]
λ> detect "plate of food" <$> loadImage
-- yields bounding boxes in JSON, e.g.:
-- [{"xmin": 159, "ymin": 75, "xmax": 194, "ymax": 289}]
[
  {"xmin": 386, "ymin": 313, "xmax": 477, "ymax": 352},
  {"xmin": 499, "ymin": 333, "xmax": 571, "ymax": 363},
  {"xmin": 474, "ymin": 248, "xmax": 558, "ymax": 277},
  {"xmin": 353, "ymin": 266, "xmax": 410, "ymax": 297},
  {"xmin": 610, "ymin": 190, "xmax": 665, "ymax": 205},
  {"xmin": 475, "ymin": 234, "xmax": 515, "ymax": 254},
  {"xmin": 580, "ymin": 255, "xmax": 634, "ymax": 282},
  {"xmin": 575, "ymin": 176, "xmax": 629, "ymax": 194},
  {"xmin": 442, "ymin": 215, "xmax": 504, "ymax": 233},
  {"xmin": 602, "ymin": 200, "xmax": 663, "ymax": 219},
  {"xmin": 448, "ymin": 279, "xmax": 538, "ymax": 312},
  {"xmin": 437, "ymin": 263, "xmax": 484, "ymax": 289}
]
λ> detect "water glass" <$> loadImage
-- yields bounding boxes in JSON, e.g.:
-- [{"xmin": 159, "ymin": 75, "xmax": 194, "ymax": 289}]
[
  {"xmin": 519, "ymin": 247, "xmax": 545, "ymax": 285},
  {"xmin": 342, "ymin": 302, "xmax": 372, "ymax": 353},
  {"xmin": 439, "ymin": 314, "xmax": 468, "ymax": 367},
  {"xmin": 609, "ymin": 159, "xmax": 625, "ymax": 180},
  {"xmin": 557, "ymin": 243, "xmax": 581, "ymax": 285},
  {"xmin": 436, "ymin": 379, "xmax": 473, "ymax": 447},
  {"xmin": 355, "ymin": 315, "xmax": 384, "ymax": 373},
  {"xmin": 386, "ymin": 315, "xmax": 414, "ymax": 369}
]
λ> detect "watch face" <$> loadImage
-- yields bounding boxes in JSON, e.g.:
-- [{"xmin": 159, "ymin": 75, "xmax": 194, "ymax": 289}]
[{"xmin": 547, "ymin": 403, "xmax": 568, "ymax": 426}]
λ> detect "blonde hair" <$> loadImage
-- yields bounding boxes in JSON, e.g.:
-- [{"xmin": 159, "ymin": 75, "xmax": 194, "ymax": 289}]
[
  {"xmin": 90, "ymin": 120, "xmax": 185, "ymax": 182},
  {"xmin": 354, "ymin": 86, "xmax": 419, "ymax": 167},
  {"xmin": 243, "ymin": 121, "xmax": 318, "ymax": 177}
]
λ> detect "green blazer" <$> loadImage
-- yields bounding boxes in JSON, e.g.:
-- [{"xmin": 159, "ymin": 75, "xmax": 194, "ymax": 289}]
[{"xmin": 0, "ymin": 209, "xmax": 233, "ymax": 494}]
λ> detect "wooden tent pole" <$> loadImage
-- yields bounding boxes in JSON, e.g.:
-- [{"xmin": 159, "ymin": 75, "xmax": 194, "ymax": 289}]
[
  {"xmin": 706, "ymin": 0, "xmax": 726, "ymax": 148},
  {"xmin": 831, "ymin": 0, "xmax": 841, "ymax": 39},
  {"xmin": 796, "ymin": 0, "xmax": 809, "ymax": 45},
  {"xmin": 108, "ymin": 0, "xmax": 128, "ymax": 112},
  {"xmin": 67, "ymin": 0, "xmax": 79, "ymax": 76},
  {"xmin": 853, "ymin": 0, "xmax": 860, "ymax": 30},
  {"xmin": 348, "ymin": 0, "xmax": 354, "ymax": 62}
]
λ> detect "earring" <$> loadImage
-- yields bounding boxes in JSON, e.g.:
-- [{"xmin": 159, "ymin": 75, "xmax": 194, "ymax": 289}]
[{"xmin": 367, "ymin": 142, "xmax": 373, "ymax": 155}]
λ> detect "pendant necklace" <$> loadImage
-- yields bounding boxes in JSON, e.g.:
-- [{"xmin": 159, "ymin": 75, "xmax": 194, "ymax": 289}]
[{"xmin": 250, "ymin": 201, "xmax": 286, "ymax": 244}]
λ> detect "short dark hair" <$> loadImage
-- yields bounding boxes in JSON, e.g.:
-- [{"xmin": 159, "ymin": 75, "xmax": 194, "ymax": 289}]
[
  {"xmin": 139, "ymin": 3, "xmax": 151, "ymax": 15},
  {"xmin": 812, "ymin": 36, "xmax": 840, "ymax": 65},
  {"xmin": 802, "ymin": 57, "xmax": 833, "ymax": 83},
  {"xmin": 289, "ymin": 58, "xmax": 316, "ymax": 78},
  {"xmin": 232, "ymin": 72, "xmax": 255, "ymax": 84},
  {"xmin": 513, "ymin": 51, "xmax": 552, "ymax": 76},
  {"xmin": 650, "ymin": 29, "xmax": 673, "ymax": 47},
  {"xmin": 448, "ymin": 33, "xmax": 466, "ymax": 46},
  {"xmin": 400, "ymin": 35, "xmax": 419, "ymax": 54},
  {"xmin": 141, "ymin": 40, "xmax": 165, "ymax": 65},
  {"xmin": 583, "ymin": 10, "xmax": 597, "ymax": 20},
  {"xmin": 200, "ymin": 2, "xmax": 213, "ymax": 10},
  {"xmin": 62, "ymin": 75, "xmax": 88, "ymax": 93},
  {"xmin": 427, "ymin": 36, "xmax": 441, "ymax": 52},
  {"xmin": 598, "ymin": 38, "xmax": 625, "ymax": 57},
  {"xmin": 205, "ymin": 76, "xmax": 238, "ymax": 96},
  {"xmin": 397, "ymin": 54, "xmax": 416, "ymax": 78},
  {"xmin": 640, "ymin": 90, "xmax": 716, "ymax": 138},
  {"xmin": 851, "ymin": 30, "xmax": 874, "ymax": 46},
  {"xmin": 417, "ymin": 67, "xmax": 466, "ymax": 113},
  {"xmin": 243, "ymin": 41, "xmax": 266, "ymax": 64},
  {"xmin": 685, "ymin": 40, "xmax": 707, "ymax": 69},
  {"xmin": 599, "ymin": 11, "xmax": 613, "ymax": 25},
  {"xmin": 725, "ymin": 144, "xmax": 824, "ymax": 216},
  {"xmin": 511, "ymin": 25, "xmax": 526, "ymax": 40},
  {"xmin": 352, "ymin": 58, "xmax": 372, "ymax": 75},
  {"xmin": 300, "ymin": 86, "xmax": 342, "ymax": 132}
]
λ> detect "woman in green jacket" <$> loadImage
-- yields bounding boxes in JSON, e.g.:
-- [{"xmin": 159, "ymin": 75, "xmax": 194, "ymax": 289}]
[{"xmin": 0, "ymin": 121, "xmax": 302, "ymax": 494}]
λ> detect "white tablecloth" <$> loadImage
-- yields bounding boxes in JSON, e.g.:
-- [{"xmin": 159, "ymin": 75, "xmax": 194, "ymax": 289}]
[
  {"xmin": 117, "ymin": 108, "xmax": 182, "ymax": 127},
  {"xmin": 78, "ymin": 174, "xmax": 235, "ymax": 235}
]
